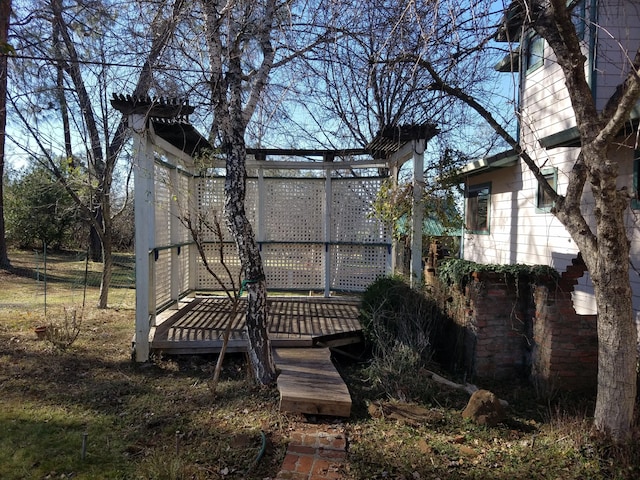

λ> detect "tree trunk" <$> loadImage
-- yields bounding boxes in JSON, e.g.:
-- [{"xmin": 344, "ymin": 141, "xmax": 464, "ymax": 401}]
[
  {"xmin": 587, "ymin": 181, "xmax": 637, "ymax": 441},
  {"xmin": 592, "ymin": 269, "xmax": 637, "ymax": 440},
  {"xmin": 88, "ymin": 215, "xmax": 103, "ymax": 262},
  {"xmin": 98, "ymin": 219, "xmax": 113, "ymax": 309},
  {"xmin": 0, "ymin": 0, "xmax": 11, "ymax": 269},
  {"xmin": 223, "ymin": 138, "xmax": 277, "ymax": 385}
]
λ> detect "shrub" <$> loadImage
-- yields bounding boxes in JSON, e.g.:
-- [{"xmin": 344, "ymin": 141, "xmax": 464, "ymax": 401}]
[
  {"xmin": 360, "ymin": 276, "xmax": 446, "ymax": 401},
  {"xmin": 44, "ymin": 307, "xmax": 81, "ymax": 351}
]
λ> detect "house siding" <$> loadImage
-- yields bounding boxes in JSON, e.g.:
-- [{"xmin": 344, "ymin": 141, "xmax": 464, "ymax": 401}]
[
  {"xmin": 464, "ymin": 1, "xmax": 640, "ymax": 341},
  {"xmin": 464, "ymin": 140, "xmax": 639, "ymax": 317},
  {"xmin": 593, "ymin": 0, "xmax": 640, "ymax": 111}
]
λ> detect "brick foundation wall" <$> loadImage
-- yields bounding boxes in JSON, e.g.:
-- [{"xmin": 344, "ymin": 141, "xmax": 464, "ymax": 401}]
[
  {"xmin": 436, "ymin": 273, "xmax": 597, "ymax": 392},
  {"xmin": 532, "ymin": 284, "xmax": 597, "ymax": 393}
]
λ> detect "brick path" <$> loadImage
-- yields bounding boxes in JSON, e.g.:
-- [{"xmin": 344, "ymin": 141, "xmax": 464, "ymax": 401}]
[{"xmin": 275, "ymin": 424, "xmax": 347, "ymax": 480}]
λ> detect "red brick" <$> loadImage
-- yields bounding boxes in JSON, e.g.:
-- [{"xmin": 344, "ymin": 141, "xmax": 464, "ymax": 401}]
[
  {"xmin": 317, "ymin": 449, "xmax": 346, "ymax": 460},
  {"xmin": 311, "ymin": 458, "xmax": 332, "ymax": 475},
  {"xmin": 276, "ymin": 471, "xmax": 309, "ymax": 480},
  {"xmin": 281, "ymin": 453, "xmax": 299, "ymax": 471},
  {"xmin": 295, "ymin": 454, "xmax": 315, "ymax": 474},
  {"xmin": 301, "ymin": 434, "xmax": 319, "ymax": 448},
  {"xmin": 289, "ymin": 444, "xmax": 317, "ymax": 455}
]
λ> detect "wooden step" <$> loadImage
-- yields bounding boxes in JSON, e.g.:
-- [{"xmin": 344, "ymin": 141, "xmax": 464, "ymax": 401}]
[{"xmin": 274, "ymin": 348, "xmax": 352, "ymax": 417}]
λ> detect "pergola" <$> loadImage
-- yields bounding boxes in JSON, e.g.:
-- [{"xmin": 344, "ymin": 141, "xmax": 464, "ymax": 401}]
[{"xmin": 112, "ymin": 95, "xmax": 438, "ymax": 361}]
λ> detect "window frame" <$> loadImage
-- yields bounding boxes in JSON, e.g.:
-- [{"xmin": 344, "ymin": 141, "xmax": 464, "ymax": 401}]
[
  {"xmin": 536, "ymin": 167, "xmax": 558, "ymax": 213},
  {"xmin": 465, "ymin": 182, "xmax": 491, "ymax": 234},
  {"xmin": 525, "ymin": 34, "xmax": 544, "ymax": 74}
]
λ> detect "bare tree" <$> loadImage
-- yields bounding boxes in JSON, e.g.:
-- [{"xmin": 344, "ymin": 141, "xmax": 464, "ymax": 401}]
[
  {"xmin": 0, "ymin": 0, "xmax": 11, "ymax": 269},
  {"xmin": 405, "ymin": 0, "xmax": 639, "ymax": 441},
  {"xmin": 291, "ymin": 0, "xmax": 510, "ymax": 156},
  {"xmin": 8, "ymin": 0, "xmax": 185, "ymax": 307},
  {"xmin": 200, "ymin": 0, "xmax": 287, "ymax": 384}
]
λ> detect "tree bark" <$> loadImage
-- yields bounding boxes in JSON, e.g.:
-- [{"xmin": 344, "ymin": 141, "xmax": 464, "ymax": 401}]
[
  {"xmin": 580, "ymin": 144, "xmax": 637, "ymax": 441},
  {"xmin": 590, "ymin": 230, "xmax": 636, "ymax": 441},
  {"xmin": 203, "ymin": 0, "xmax": 278, "ymax": 385},
  {"xmin": 0, "ymin": 0, "xmax": 12, "ymax": 269},
  {"xmin": 223, "ymin": 136, "xmax": 276, "ymax": 385}
]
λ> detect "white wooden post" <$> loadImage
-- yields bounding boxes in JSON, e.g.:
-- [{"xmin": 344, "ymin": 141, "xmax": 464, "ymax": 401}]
[
  {"xmin": 169, "ymin": 165, "xmax": 180, "ymax": 308},
  {"xmin": 133, "ymin": 114, "xmax": 155, "ymax": 362},
  {"xmin": 390, "ymin": 163, "xmax": 399, "ymax": 275},
  {"xmin": 188, "ymin": 173, "xmax": 197, "ymax": 291},
  {"xmin": 324, "ymin": 167, "xmax": 332, "ymax": 297},
  {"xmin": 257, "ymin": 166, "xmax": 265, "ymax": 243},
  {"xmin": 410, "ymin": 139, "xmax": 425, "ymax": 288}
]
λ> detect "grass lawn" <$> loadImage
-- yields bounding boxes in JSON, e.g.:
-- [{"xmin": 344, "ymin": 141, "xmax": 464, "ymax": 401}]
[{"xmin": 0, "ymin": 250, "xmax": 639, "ymax": 479}]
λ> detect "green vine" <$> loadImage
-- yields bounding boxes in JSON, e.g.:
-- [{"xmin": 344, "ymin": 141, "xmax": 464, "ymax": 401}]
[{"xmin": 437, "ymin": 258, "xmax": 559, "ymax": 289}]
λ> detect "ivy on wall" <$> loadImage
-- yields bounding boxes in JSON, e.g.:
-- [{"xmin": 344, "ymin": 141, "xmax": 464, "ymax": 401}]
[{"xmin": 437, "ymin": 258, "xmax": 559, "ymax": 290}]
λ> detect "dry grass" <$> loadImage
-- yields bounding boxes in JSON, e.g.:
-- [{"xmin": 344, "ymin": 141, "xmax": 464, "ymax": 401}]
[
  {"xmin": 1, "ymin": 250, "xmax": 639, "ymax": 479},
  {"xmin": 0, "ymin": 250, "xmax": 294, "ymax": 480}
]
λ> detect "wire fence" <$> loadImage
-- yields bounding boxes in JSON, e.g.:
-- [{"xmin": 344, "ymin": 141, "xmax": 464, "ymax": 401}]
[{"xmin": 29, "ymin": 247, "xmax": 136, "ymax": 318}]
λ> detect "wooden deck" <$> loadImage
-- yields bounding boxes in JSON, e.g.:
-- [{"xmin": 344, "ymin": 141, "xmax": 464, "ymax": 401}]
[
  {"xmin": 274, "ymin": 348, "xmax": 352, "ymax": 417},
  {"xmin": 149, "ymin": 295, "xmax": 360, "ymax": 417},
  {"xmin": 150, "ymin": 296, "xmax": 363, "ymax": 354}
]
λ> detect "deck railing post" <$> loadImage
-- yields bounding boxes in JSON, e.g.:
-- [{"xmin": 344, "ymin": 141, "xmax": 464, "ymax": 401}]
[
  {"xmin": 133, "ymin": 114, "xmax": 155, "ymax": 362},
  {"xmin": 411, "ymin": 139, "xmax": 425, "ymax": 288},
  {"xmin": 324, "ymin": 167, "xmax": 332, "ymax": 297},
  {"xmin": 170, "ymin": 166, "xmax": 180, "ymax": 307}
]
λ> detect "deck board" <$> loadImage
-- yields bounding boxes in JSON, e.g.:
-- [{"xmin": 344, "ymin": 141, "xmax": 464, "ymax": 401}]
[
  {"xmin": 274, "ymin": 347, "xmax": 352, "ymax": 417},
  {"xmin": 150, "ymin": 296, "xmax": 362, "ymax": 354}
]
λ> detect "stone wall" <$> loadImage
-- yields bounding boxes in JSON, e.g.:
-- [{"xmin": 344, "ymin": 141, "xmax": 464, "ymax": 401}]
[{"xmin": 435, "ymin": 273, "xmax": 597, "ymax": 392}]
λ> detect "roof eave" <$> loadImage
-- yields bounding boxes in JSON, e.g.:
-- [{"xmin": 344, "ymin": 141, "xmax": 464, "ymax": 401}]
[{"xmin": 458, "ymin": 150, "xmax": 519, "ymax": 177}]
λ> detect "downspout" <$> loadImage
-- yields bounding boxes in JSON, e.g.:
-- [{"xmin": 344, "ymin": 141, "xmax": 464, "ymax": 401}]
[{"xmin": 460, "ymin": 177, "xmax": 467, "ymax": 260}]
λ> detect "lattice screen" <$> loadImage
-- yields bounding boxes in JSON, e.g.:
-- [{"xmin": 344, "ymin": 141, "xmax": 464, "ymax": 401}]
[
  {"xmin": 196, "ymin": 243, "xmax": 242, "ymax": 291},
  {"xmin": 196, "ymin": 177, "xmax": 228, "ymax": 242},
  {"xmin": 154, "ymin": 248, "xmax": 172, "ymax": 308},
  {"xmin": 330, "ymin": 244, "xmax": 389, "ymax": 291},
  {"xmin": 262, "ymin": 243, "xmax": 324, "ymax": 289},
  {"xmin": 175, "ymin": 171, "xmax": 191, "ymax": 244},
  {"xmin": 189, "ymin": 174, "xmax": 390, "ymax": 293},
  {"xmin": 176, "ymin": 245, "xmax": 190, "ymax": 296},
  {"xmin": 154, "ymin": 164, "xmax": 171, "ymax": 247},
  {"xmin": 195, "ymin": 177, "xmax": 258, "ymax": 242},
  {"xmin": 331, "ymin": 178, "xmax": 389, "ymax": 243},
  {"xmin": 264, "ymin": 178, "xmax": 324, "ymax": 242}
]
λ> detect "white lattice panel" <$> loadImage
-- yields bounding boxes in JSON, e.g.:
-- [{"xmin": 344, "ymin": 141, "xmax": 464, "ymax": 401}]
[
  {"xmin": 154, "ymin": 165, "xmax": 171, "ymax": 247},
  {"xmin": 154, "ymin": 249, "xmax": 172, "ymax": 307},
  {"xmin": 331, "ymin": 178, "xmax": 389, "ymax": 243},
  {"xmin": 195, "ymin": 243, "xmax": 242, "ymax": 291},
  {"xmin": 176, "ymin": 245, "xmax": 190, "ymax": 295},
  {"xmin": 195, "ymin": 177, "xmax": 259, "ymax": 243},
  {"xmin": 246, "ymin": 178, "xmax": 259, "ymax": 230},
  {"xmin": 330, "ymin": 244, "xmax": 389, "ymax": 292},
  {"xmin": 196, "ymin": 177, "xmax": 227, "ymax": 242},
  {"xmin": 262, "ymin": 243, "xmax": 324, "ymax": 289},
  {"xmin": 175, "ymin": 172, "xmax": 192, "ymax": 244},
  {"xmin": 263, "ymin": 179, "xmax": 324, "ymax": 242},
  {"xmin": 175, "ymin": 174, "xmax": 391, "ymax": 295}
]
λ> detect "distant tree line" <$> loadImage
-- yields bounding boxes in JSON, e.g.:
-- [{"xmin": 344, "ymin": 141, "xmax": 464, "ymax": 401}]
[{"xmin": 3, "ymin": 161, "xmax": 133, "ymax": 252}]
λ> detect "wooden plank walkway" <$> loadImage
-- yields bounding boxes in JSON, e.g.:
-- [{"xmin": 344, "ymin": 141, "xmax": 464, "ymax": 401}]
[
  {"xmin": 274, "ymin": 348, "xmax": 352, "ymax": 417},
  {"xmin": 150, "ymin": 296, "xmax": 362, "ymax": 354}
]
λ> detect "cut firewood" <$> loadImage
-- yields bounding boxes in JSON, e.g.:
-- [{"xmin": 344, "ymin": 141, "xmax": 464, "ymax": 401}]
[{"xmin": 422, "ymin": 369, "xmax": 509, "ymax": 407}]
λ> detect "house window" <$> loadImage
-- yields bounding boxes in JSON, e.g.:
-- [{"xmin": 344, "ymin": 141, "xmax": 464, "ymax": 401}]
[
  {"xmin": 525, "ymin": 35, "xmax": 544, "ymax": 73},
  {"xmin": 537, "ymin": 168, "xmax": 557, "ymax": 212},
  {"xmin": 466, "ymin": 183, "xmax": 490, "ymax": 234}
]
